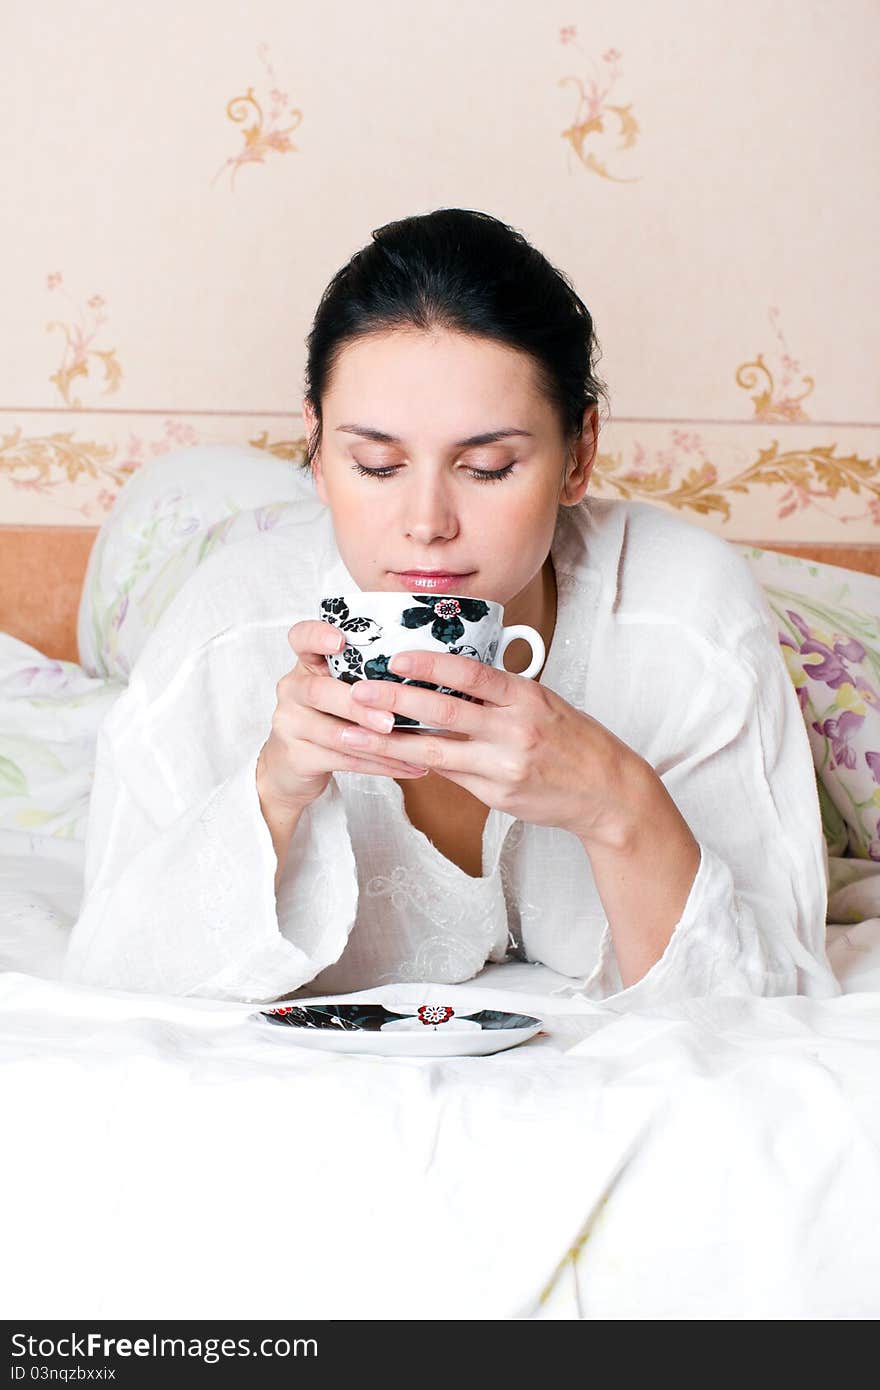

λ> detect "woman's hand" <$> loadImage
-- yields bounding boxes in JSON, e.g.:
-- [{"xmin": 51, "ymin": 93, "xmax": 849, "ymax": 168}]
[
  {"xmin": 256, "ymin": 620, "xmax": 430, "ymax": 812},
  {"xmin": 344, "ymin": 648, "xmax": 650, "ymax": 846}
]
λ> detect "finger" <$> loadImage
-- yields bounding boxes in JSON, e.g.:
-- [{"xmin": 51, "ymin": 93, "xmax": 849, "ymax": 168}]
[
  {"xmin": 288, "ymin": 620, "xmax": 345, "ymax": 676},
  {"xmin": 349, "ymin": 673, "xmax": 492, "ymax": 738},
  {"xmin": 382, "ymin": 650, "xmax": 517, "ymax": 707},
  {"xmin": 296, "ymin": 667, "xmax": 412, "ymax": 736},
  {"xmin": 337, "ymin": 755, "xmax": 428, "ymax": 778},
  {"xmin": 338, "ymin": 724, "xmax": 499, "ymax": 780},
  {"xmin": 283, "ymin": 701, "xmax": 430, "ymax": 777},
  {"xmin": 426, "ymin": 765, "xmax": 496, "ymax": 799}
]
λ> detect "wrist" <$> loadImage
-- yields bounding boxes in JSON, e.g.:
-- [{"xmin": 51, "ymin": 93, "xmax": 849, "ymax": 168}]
[
  {"xmin": 574, "ymin": 749, "xmax": 655, "ymax": 854},
  {"xmin": 256, "ymin": 743, "xmax": 311, "ymax": 819},
  {"xmin": 577, "ymin": 753, "xmax": 699, "ymax": 871}
]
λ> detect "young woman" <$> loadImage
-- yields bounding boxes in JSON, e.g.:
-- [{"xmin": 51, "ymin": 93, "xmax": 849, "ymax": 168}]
[{"xmin": 63, "ymin": 208, "xmax": 840, "ymax": 1005}]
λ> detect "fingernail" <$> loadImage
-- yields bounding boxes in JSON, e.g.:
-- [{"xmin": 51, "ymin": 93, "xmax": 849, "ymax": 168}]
[
  {"xmin": 353, "ymin": 681, "xmax": 381, "ymax": 703},
  {"xmin": 390, "ymin": 653, "xmax": 414, "ymax": 673},
  {"xmin": 341, "ymin": 727, "xmax": 371, "ymax": 748},
  {"xmin": 365, "ymin": 710, "xmax": 394, "ymax": 732}
]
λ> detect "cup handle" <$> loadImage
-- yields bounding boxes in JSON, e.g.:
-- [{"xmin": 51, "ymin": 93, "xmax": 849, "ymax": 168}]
[{"xmin": 494, "ymin": 625, "xmax": 546, "ymax": 680}]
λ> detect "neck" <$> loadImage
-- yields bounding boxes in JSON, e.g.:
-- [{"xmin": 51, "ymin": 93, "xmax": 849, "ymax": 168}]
[{"xmin": 503, "ymin": 553, "xmax": 557, "ymax": 678}]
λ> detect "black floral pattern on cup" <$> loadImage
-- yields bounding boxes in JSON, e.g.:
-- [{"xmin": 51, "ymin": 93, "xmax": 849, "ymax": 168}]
[
  {"xmin": 401, "ymin": 594, "xmax": 490, "ymax": 644},
  {"xmin": 322, "ymin": 595, "xmax": 488, "ymax": 728},
  {"xmin": 340, "ymin": 647, "xmax": 362, "ymax": 674},
  {"xmin": 320, "ymin": 598, "xmax": 382, "ymax": 647},
  {"xmin": 360, "ymin": 654, "xmax": 419, "ymax": 725},
  {"xmin": 361, "ymin": 657, "xmax": 476, "ymax": 726},
  {"xmin": 321, "ymin": 597, "xmax": 349, "ymax": 623}
]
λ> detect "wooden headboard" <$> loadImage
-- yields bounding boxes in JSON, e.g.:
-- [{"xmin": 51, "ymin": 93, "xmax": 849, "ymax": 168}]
[{"xmin": 1, "ymin": 524, "xmax": 878, "ymax": 665}]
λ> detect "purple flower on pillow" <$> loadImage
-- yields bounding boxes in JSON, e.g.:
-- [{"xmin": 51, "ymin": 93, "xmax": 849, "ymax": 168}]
[
  {"xmin": 112, "ymin": 593, "xmax": 129, "ymax": 631},
  {"xmin": 811, "ymin": 710, "xmax": 865, "ymax": 771},
  {"xmin": 7, "ymin": 660, "xmax": 74, "ymax": 695},
  {"xmin": 858, "ymin": 682, "xmax": 880, "ymax": 710},
  {"xmin": 786, "ymin": 610, "xmax": 815, "ymax": 644},
  {"xmin": 766, "ymin": 585, "xmax": 880, "ymax": 860},
  {"xmin": 786, "ymin": 608, "xmax": 866, "ymax": 690},
  {"xmin": 254, "ymin": 504, "xmax": 281, "ymax": 532},
  {"xmin": 801, "ymin": 643, "xmax": 854, "ymax": 689},
  {"xmin": 834, "ymin": 636, "xmax": 867, "ymax": 662},
  {"xmin": 778, "ymin": 632, "xmax": 810, "ymax": 712}
]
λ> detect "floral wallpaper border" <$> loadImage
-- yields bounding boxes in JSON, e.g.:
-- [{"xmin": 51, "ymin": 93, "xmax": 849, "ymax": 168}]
[{"xmin": 1, "ymin": 412, "xmax": 877, "ymax": 541}]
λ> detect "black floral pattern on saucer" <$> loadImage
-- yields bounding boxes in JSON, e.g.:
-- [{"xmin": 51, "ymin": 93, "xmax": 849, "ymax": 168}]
[{"xmin": 259, "ymin": 1004, "xmax": 541, "ymax": 1031}]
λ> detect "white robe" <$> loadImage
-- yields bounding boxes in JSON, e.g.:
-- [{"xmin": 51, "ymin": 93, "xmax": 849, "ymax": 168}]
[{"xmin": 62, "ymin": 491, "xmax": 841, "ymax": 1006}]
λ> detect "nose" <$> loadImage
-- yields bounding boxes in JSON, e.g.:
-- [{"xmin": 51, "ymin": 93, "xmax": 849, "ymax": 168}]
[{"xmin": 402, "ymin": 472, "xmax": 460, "ymax": 545}]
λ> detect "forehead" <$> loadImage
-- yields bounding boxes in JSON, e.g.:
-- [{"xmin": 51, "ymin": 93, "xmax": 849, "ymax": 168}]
[{"xmin": 326, "ymin": 329, "xmax": 547, "ymax": 420}]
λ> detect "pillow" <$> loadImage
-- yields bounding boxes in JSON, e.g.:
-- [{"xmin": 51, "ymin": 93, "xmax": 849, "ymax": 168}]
[
  {"xmin": 737, "ymin": 546, "xmax": 880, "ymax": 861},
  {"xmin": 77, "ymin": 443, "xmax": 317, "ymax": 679}
]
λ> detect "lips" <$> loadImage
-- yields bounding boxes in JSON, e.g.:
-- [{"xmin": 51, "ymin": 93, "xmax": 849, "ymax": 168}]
[{"xmin": 391, "ymin": 570, "xmax": 475, "ymax": 592}]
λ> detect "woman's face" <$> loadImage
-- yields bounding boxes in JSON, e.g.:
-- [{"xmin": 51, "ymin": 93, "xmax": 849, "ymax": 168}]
[{"xmin": 303, "ymin": 328, "xmax": 597, "ymax": 608}]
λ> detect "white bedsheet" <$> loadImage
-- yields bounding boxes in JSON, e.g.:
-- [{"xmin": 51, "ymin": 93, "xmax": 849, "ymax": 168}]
[
  {"xmin": 2, "ymin": 633, "xmax": 880, "ymax": 1318},
  {"xmin": 1, "ymin": 949, "xmax": 879, "ymax": 1319}
]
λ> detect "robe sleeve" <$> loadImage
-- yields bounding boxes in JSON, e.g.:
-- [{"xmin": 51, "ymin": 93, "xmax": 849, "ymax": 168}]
[
  {"xmin": 62, "ymin": 625, "xmax": 359, "ymax": 1003},
  {"xmin": 581, "ymin": 614, "xmax": 841, "ymax": 1009}
]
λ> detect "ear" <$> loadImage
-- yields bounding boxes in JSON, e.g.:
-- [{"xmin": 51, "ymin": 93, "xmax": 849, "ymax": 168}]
[
  {"xmin": 302, "ymin": 398, "xmax": 328, "ymax": 505},
  {"xmin": 559, "ymin": 405, "xmax": 598, "ymax": 506}
]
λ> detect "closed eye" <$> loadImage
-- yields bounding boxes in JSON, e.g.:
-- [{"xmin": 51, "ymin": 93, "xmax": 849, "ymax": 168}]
[{"xmin": 351, "ymin": 462, "xmax": 517, "ymax": 483}]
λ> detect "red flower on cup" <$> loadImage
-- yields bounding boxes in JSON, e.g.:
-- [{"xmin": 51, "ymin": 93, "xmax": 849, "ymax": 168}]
[
  {"xmin": 270, "ymin": 1006, "xmax": 292, "ymax": 1016},
  {"xmin": 417, "ymin": 1005, "xmax": 455, "ymax": 1025}
]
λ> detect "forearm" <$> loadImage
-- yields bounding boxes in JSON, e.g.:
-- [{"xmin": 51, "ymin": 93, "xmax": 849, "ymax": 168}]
[
  {"xmin": 577, "ymin": 756, "xmax": 702, "ymax": 991},
  {"xmin": 256, "ymin": 755, "xmax": 306, "ymax": 895}
]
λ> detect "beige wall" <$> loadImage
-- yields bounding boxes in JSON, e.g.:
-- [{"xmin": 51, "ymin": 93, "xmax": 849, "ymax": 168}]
[{"xmin": 2, "ymin": 0, "xmax": 878, "ymax": 544}]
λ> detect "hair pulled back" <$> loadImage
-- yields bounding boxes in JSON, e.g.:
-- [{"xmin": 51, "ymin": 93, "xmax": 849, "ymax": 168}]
[{"xmin": 301, "ymin": 207, "xmax": 609, "ymax": 472}]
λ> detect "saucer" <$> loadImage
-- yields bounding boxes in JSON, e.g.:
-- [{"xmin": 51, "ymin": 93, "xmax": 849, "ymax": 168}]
[{"xmin": 247, "ymin": 1003, "xmax": 544, "ymax": 1057}]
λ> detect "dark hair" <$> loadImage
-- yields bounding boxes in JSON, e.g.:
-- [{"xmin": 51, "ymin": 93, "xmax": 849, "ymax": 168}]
[{"xmin": 300, "ymin": 207, "xmax": 609, "ymax": 472}]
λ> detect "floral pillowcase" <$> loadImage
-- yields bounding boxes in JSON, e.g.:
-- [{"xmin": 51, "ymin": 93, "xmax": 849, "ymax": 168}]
[
  {"xmin": 737, "ymin": 546, "xmax": 880, "ymax": 862},
  {"xmin": 76, "ymin": 442, "xmax": 317, "ymax": 681}
]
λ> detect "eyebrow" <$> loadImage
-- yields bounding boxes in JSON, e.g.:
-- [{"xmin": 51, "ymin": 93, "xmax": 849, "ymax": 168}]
[{"xmin": 335, "ymin": 424, "xmax": 534, "ymax": 448}]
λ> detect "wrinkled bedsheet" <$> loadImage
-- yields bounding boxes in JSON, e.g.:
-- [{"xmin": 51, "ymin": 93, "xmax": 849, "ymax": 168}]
[{"xmin": 2, "ymin": 633, "xmax": 880, "ymax": 1319}]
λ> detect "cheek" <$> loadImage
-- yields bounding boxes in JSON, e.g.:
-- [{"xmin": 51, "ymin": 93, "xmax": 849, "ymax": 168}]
[
  {"xmin": 485, "ymin": 485, "xmax": 556, "ymax": 544},
  {"xmin": 489, "ymin": 494, "xmax": 558, "ymax": 579},
  {"xmin": 323, "ymin": 484, "xmax": 385, "ymax": 575},
  {"xmin": 323, "ymin": 478, "xmax": 366, "ymax": 533}
]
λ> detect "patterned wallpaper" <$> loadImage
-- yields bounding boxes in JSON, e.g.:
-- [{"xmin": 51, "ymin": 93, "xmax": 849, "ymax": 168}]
[{"xmin": 2, "ymin": 0, "xmax": 878, "ymax": 543}]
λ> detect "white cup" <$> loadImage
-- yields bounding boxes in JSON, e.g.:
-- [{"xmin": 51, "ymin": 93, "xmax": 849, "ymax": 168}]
[{"xmin": 320, "ymin": 590, "xmax": 545, "ymax": 733}]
